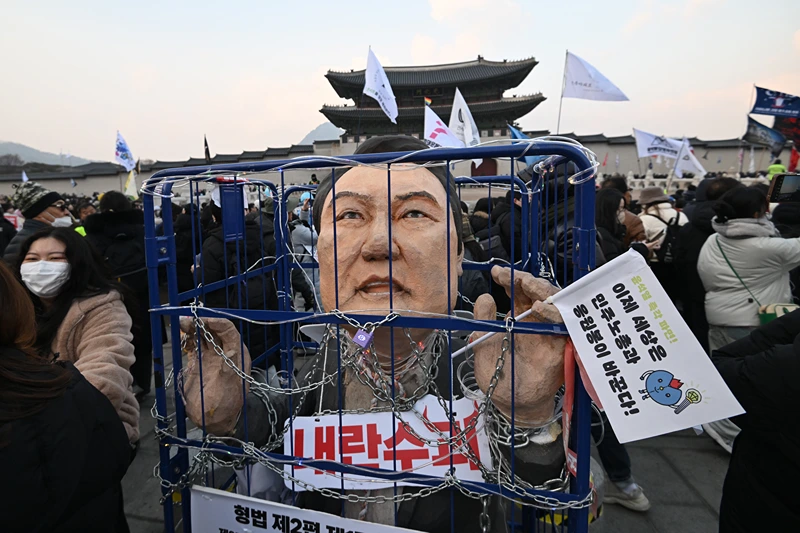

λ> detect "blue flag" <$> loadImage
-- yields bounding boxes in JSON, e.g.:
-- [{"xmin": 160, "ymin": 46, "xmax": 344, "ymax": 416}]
[
  {"xmin": 744, "ymin": 116, "xmax": 787, "ymax": 156},
  {"xmin": 751, "ymin": 87, "xmax": 800, "ymax": 118},
  {"xmin": 507, "ymin": 125, "xmax": 548, "ymax": 168}
]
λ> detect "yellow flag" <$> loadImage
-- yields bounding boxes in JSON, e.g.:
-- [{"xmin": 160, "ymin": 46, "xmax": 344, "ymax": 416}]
[{"xmin": 124, "ymin": 170, "xmax": 139, "ymax": 199}]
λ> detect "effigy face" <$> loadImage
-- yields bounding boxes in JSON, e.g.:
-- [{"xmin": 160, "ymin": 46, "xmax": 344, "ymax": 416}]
[{"xmin": 316, "ymin": 165, "xmax": 462, "ymax": 317}]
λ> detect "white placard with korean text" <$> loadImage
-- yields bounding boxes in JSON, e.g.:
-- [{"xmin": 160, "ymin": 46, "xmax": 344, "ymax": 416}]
[
  {"xmin": 549, "ymin": 250, "xmax": 744, "ymax": 443},
  {"xmin": 190, "ymin": 485, "xmax": 417, "ymax": 533},
  {"xmin": 284, "ymin": 395, "xmax": 492, "ymax": 490}
]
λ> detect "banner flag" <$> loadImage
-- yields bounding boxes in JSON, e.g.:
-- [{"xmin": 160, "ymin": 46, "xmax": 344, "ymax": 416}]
[
  {"xmin": 789, "ymin": 146, "xmax": 799, "ymax": 172},
  {"xmin": 363, "ymin": 49, "xmax": 398, "ymax": 124},
  {"xmin": 675, "ymin": 139, "xmax": 707, "ymax": 178},
  {"xmin": 115, "ymin": 132, "xmax": 136, "ymax": 172},
  {"xmin": 744, "ymin": 116, "xmax": 787, "ymax": 156},
  {"xmin": 21, "ymin": 170, "xmax": 29, "ymax": 182},
  {"xmin": 124, "ymin": 171, "xmax": 139, "ymax": 199},
  {"xmin": 563, "ymin": 52, "xmax": 629, "ymax": 102},
  {"xmin": 507, "ymin": 124, "xmax": 548, "ymax": 168},
  {"xmin": 423, "ymin": 106, "xmax": 464, "ymax": 149},
  {"xmin": 751, "ymin": 87, "xmax": 800, "ymax": 118},
  {"xmin": 548, "ymin": 250, "xmax": 744, "ymax": 443},
  {"xmin": 70, "ymin": 178, "xmax": 77, "ymax": 188},
  {"xmin": 449, "ymin": 87, "xmax": 481, "ymax": 165},
  {"xmin": 774, "ymin": 117, "xmax": 800, "ymax": 147},
  {"xmin": 634, "ymin": 129, "xmax": 684, "ymax": 159},
  {"xmin": 204, "ymin": 135, "xmax": 212, "ymax": 164}
]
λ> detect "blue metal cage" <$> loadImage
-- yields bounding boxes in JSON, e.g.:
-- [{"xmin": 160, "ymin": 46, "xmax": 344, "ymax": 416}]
[{"xmin": 143, "ymin": 140, "xmax": 598, "ymax": 533}]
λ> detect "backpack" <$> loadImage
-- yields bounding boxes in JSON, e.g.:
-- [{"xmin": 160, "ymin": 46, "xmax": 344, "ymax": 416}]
[
  {"xmin": 104, "ymin": 233, "xmax": 147, "ymax": 281},
  {"xmin": 645, "ymin": 214, "xmax": 681, "ymax": 264},
  {"xmin": 479, "ymin": 234, "xmax": 511, "ymax": 263}
]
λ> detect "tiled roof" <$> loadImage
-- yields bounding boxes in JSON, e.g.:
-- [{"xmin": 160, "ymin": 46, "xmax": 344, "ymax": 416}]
[
  {"xmin": 326, "ymin": 57, "xmax": 538, "ymax": 89},
  {"xmin": 321, "ymin": 94, "xmax": 545, "ymax": 121}
]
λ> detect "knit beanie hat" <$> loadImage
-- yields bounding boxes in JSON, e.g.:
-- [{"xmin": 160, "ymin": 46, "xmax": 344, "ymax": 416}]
[{"xmin": 12, "ymin": 182, "xmax": 63, "ymax": 219}]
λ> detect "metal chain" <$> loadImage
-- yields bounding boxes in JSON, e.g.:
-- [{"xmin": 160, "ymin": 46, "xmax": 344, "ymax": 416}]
[{"xmin": 154, "ymin": 309, "xmax": 594, "ymax": 511}]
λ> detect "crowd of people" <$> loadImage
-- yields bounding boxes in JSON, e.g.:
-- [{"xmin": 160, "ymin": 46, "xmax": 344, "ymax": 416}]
[{"xmin": 1, "ymin": 140, "xmax": 799, "ymax": 531}]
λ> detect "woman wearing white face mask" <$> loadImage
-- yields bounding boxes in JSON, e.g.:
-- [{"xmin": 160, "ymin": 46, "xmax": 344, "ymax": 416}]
[
  {"xmin": 3, "ymin": 181, "xmax": 75, "ymax": 263},
  {"xmin": 595, "ymin": 188, "xmax": 657, "ymax": 262},
  {"xmin": 15, "ymin": 227, "xmax": 140, "ymax": 445}
]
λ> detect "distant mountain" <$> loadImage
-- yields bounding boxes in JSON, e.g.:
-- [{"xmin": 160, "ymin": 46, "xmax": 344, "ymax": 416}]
[
  {"xmin": 298, "ymin": 122, "xmax": 344, "ymax": 145},
  {"xmin": 0, "ymin": 141, "xmax": 94, "ymax": 166}
]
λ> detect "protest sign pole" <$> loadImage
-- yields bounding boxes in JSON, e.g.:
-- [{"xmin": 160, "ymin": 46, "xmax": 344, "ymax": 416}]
[{"xmin": 556, "ymin": 50, "xmax": 568, "ymax": 134}]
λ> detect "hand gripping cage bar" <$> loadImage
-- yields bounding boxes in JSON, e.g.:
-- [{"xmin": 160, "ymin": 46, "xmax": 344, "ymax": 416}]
[{"xmin": 142, "ymin": 140, "xmax": 598, "ymax": 533}]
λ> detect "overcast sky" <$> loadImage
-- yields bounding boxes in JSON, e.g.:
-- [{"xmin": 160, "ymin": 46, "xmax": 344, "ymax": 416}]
[{"xmin": 2, "ymin": 0, "xmax": 798, "ymax": 162}]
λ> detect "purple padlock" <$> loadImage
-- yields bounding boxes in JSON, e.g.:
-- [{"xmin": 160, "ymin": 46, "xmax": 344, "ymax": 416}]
[{"xmin": 353, "ymin": 329, "xmax": 373, "ymax": 348}]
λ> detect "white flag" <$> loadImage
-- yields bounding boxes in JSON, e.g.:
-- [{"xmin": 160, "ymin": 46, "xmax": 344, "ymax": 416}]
[
  {"xmin": 424, "ymin": 106, "xmax": 465, "ymax": 149},
  {"xmin": 562, "ymin": 52, "xmax": 629, "ymax": 102},
  {"xmin": 115, "ymin": 131, "xmax": 136, "ymax": 171},
  {"xmin": 674, "ymin": 139, "xmax": 707, "ymax": 178},
  {"xmin": 124, "ymin": 171, "xmax": 139, "ymax": 199},
  {"xmin": 21, "ymin": 170, "xmax": 29, "ymax": 182},
  {"xmin": 656, "ymin": 154, "xmax": 663, "ymax": 165},
  {"xmin": 634, "ymin": 129, "xmax": 684, "ymax": 159},
  {"xmin": 748, "ymin": 146, "xmax": 755, "ymax": 173},
  {"xmin": 449, "ymin": 88, "xmax": 481, "ymax": 146},
  {"xmin": 363, "ymin": 49, "xmax": 398, "ymax": 124}
]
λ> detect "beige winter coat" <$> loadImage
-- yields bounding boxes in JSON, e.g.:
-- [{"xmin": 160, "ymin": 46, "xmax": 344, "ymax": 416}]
[{"xmin": 52, "ymin": 290, "xmax": 140, "ymax": 443}]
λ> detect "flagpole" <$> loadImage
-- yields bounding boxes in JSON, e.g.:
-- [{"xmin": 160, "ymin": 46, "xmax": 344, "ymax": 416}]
[
  {"xmin": 355, "ymin": 92, "xmax": 363, "ymax": 149},
  {"xmin": 667, "ymin": 138, "xmax": 685, "ymax": 193},
  {"xmin": 556, "ymin": 50, "xmax": 568, "ymax": 134}
]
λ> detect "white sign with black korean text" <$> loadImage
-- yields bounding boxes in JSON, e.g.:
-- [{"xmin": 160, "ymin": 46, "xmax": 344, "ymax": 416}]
[
  {"xmin": 190, "ymin": 485, "xmax": 417, "ymax": 533},
  {"xmin": 549, "ymin": 250, "xmax": 744, "ymax": 443},
  {"xmin": 284, "ymin": 395, "xmax": 492, "ymax": 490}
]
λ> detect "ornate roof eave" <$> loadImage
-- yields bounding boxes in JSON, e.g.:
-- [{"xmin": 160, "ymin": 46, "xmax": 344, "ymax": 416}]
[
  {"xmin": 321, "ymin": 94, "xmax": 546, "ymax": 123},
  {"xmin": 325, "ymin": 56, "xmax": 539, "ymax": 99}
]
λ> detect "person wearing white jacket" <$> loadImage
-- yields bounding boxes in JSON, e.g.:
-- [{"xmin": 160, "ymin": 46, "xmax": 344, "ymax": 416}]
[
  {"xmin": 697, "ymin": 186, "xmax": 800, "ymax": 453},
  {"xmin": 638, "ymin": 187, "xmax": 689, "ymax": 249}
]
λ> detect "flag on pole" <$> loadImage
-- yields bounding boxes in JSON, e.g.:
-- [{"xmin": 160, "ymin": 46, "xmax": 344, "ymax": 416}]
[
  {"xmin": 204, "ymin": 135, "xmax": 212, "ymax": 164},
  {"xmin": 790, "ymin": 146, "xmax": 799, "ymax": 172},
  {"xmin": 363, "ymin": 49, "xmax": 398, "ymax": 124},
  {"xmin": 21, "ymin": 170, "xmax": 29, "ymax": 182},
  {"xmin": 751, "ymin": 87, "xmax": 800, "ymax": 118},
  {"xmin": 449, "ymin": 88, "xmax": 480, "ymax": 149},
  {"xmin": 633, "ymin": 129, "xmax": 684, "ymax": 159},
  {"xmin": 744, "ymin": 116, "xmax": 787, "ymax": 156},
  {"xmin": 124, "ymin": 171, "xmax": 139, "ymax": 199},
  {"xmin": 423, "ymin": 106, "xmax": 464, "ymax": 149},
  {"xmin": 449, "ymin": 88, "xmax": 481, "ymax": 164},
  {"xmin": 563, "ymin": 52, "xmax": 629, "ymax": 102},
  {"xmin": 748, "ymin": 146, "xmax": 756, "ymax": 173},
  {"xmin": 115, "ymin": 132, "xmax": 136, "ymax": 171},
  {"xmin": 674, "ymin": 139, "xmax": 707, "ymax": 178},
  {"xmin": 507, "ymin": 124, "xmax": 547, "ymax": 168},
  {"xmin": 70, "ymin": 178, "xmax": 77, "ymax": 188},
  {"xmin": 424, "ymin": 97, "xmax": 432, "ymax": 106},
  {"xmin": 602, "ymin": 153, "xmax": 608, "ymax": 167}
]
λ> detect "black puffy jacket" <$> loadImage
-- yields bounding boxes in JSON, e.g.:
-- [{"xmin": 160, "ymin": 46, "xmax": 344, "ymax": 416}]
[
  {"xmin": 0, "ymin": 216, "xmax": 17, "ymax": 260},
  {"xmin": 0, "ymin": 352, "xmax": 131, "ymax": 533},
  {"xmin": 713, "ymin": 310, "xmax": 800, "ymax": 533},
  {"xmin": 84, "ymin": 209, "xmax": 152, "ymax": 389},
  {"xmin": 201, "ymin": 220, "xmax": 280, "ymax": 366},
  {"xmin": 673, "ymin": 201, "xmax": 717, "ymax": 353}
]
